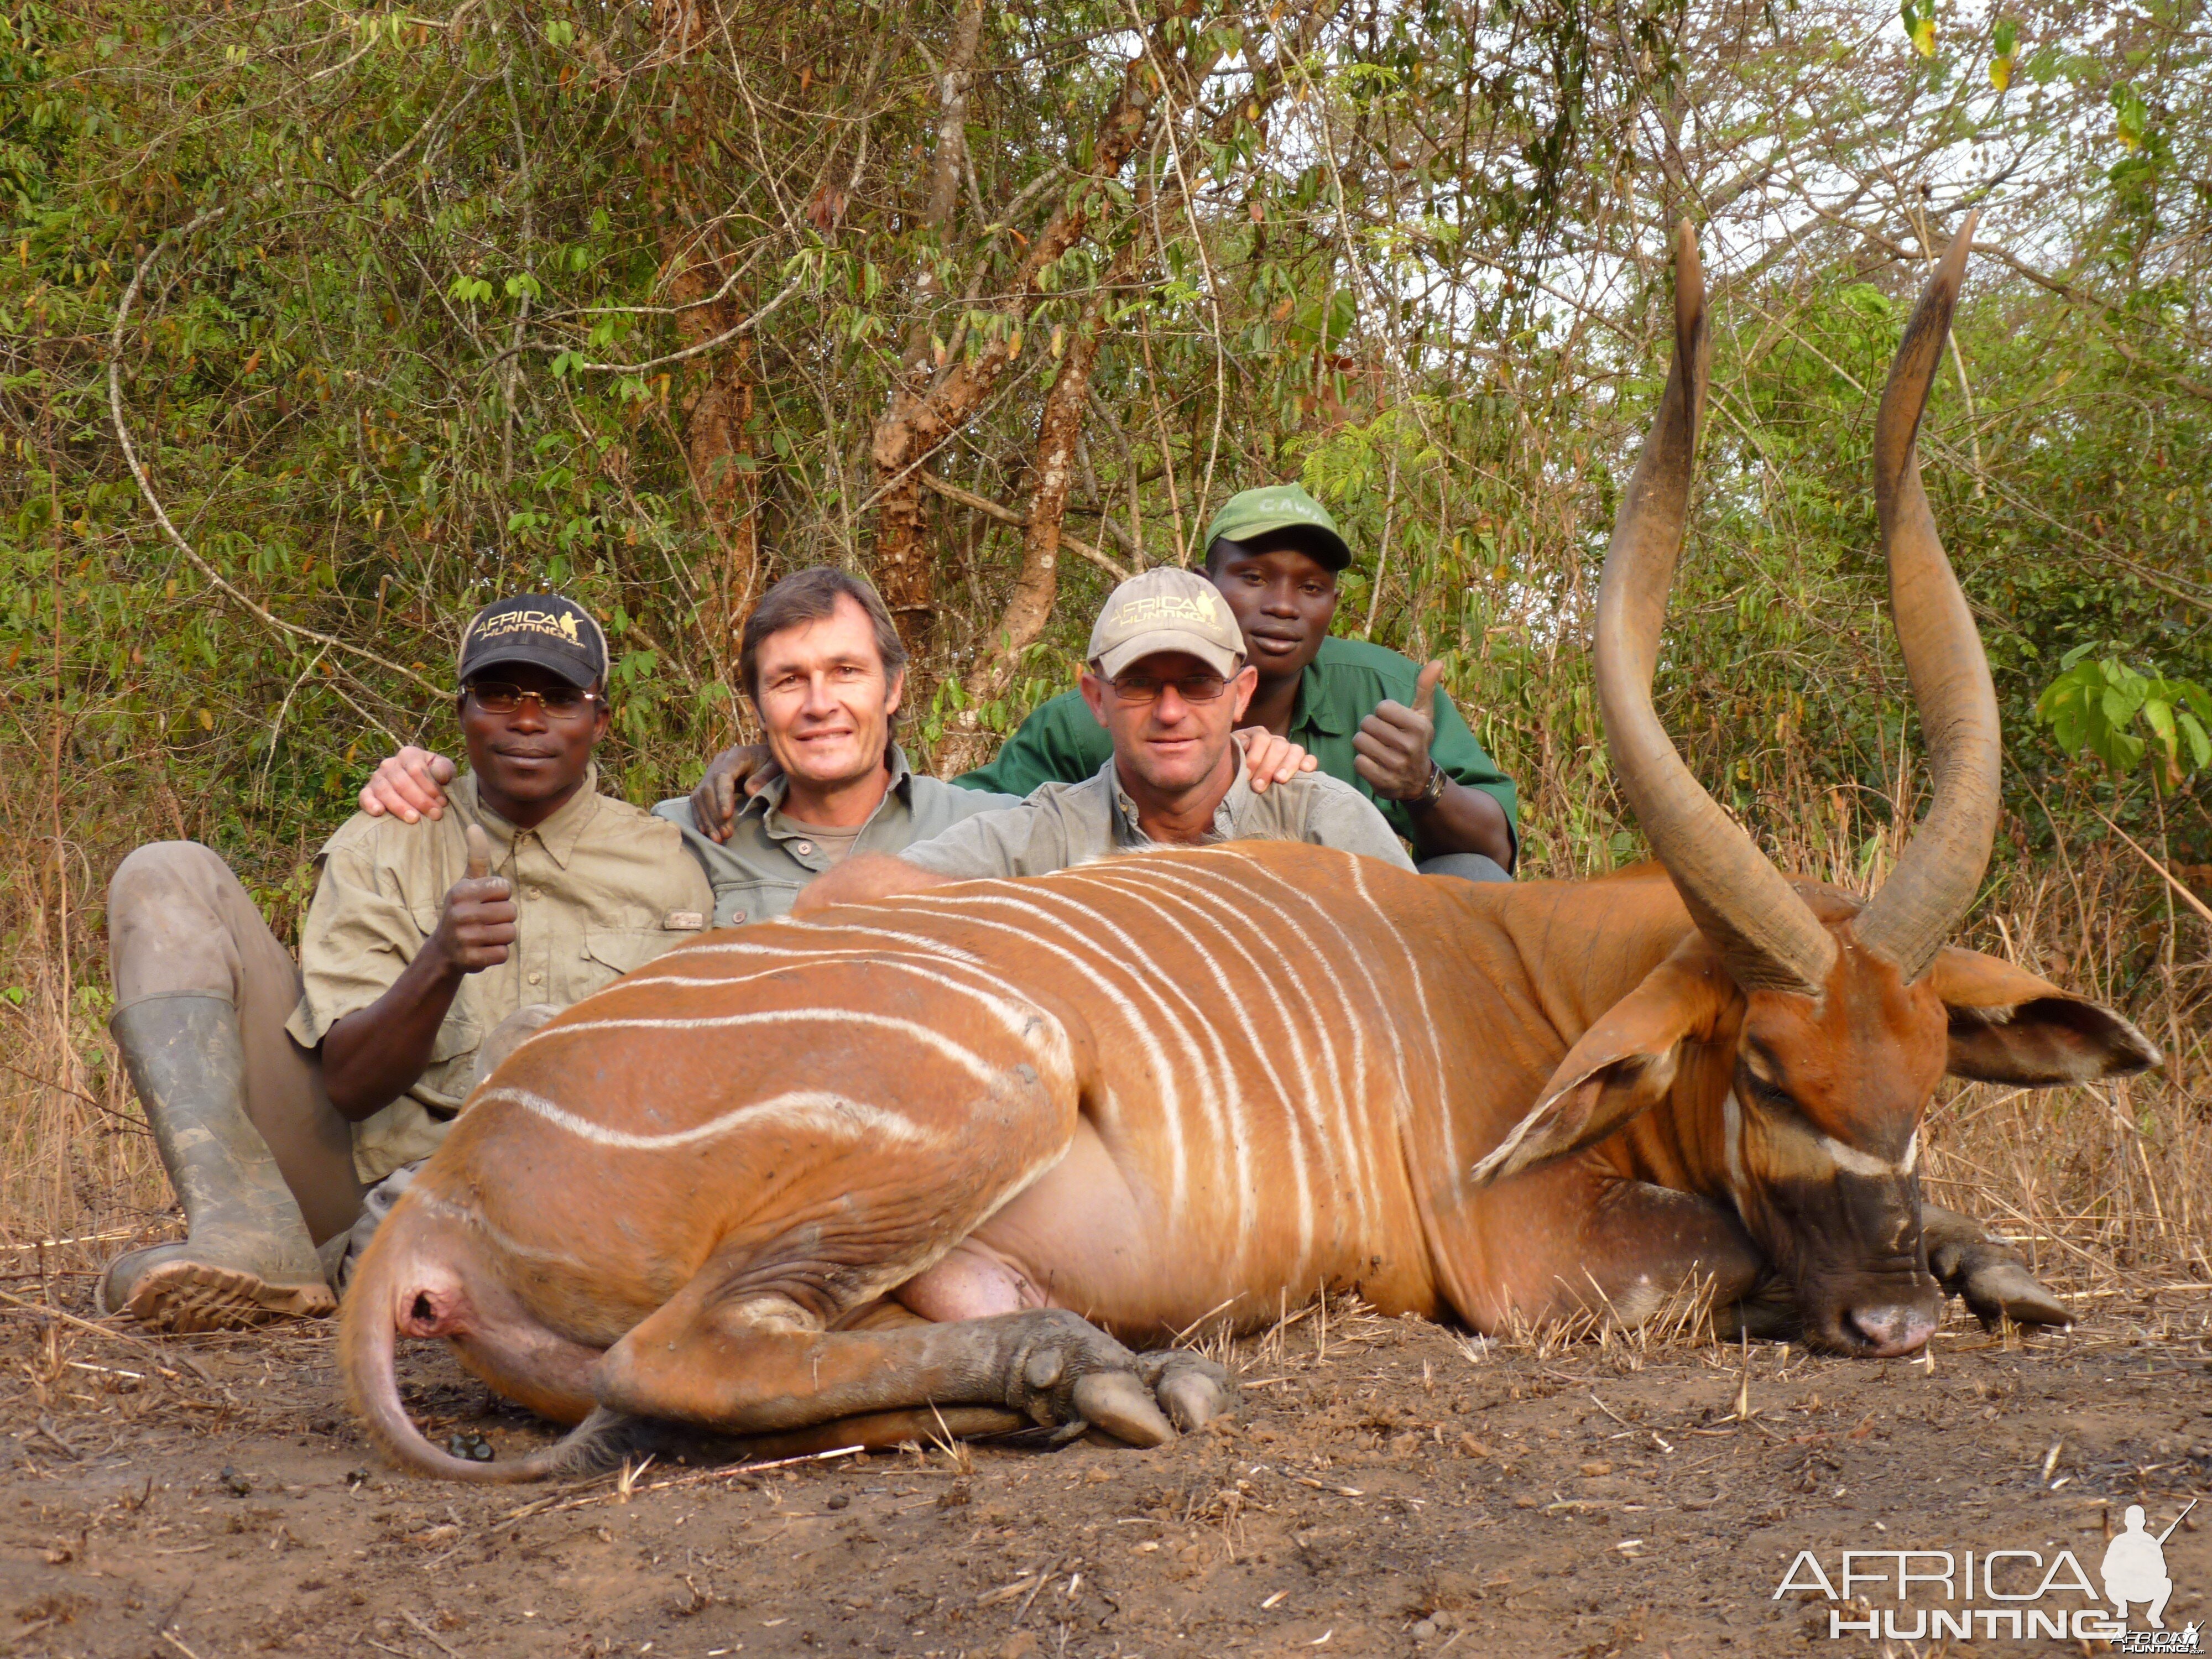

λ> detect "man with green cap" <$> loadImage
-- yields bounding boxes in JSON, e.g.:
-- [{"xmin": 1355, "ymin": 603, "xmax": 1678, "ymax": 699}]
[
  {"xmin": 792, "ymin": 565, "xmax": 1413, "ymax": 911},
  {"xmin": 691, "ymin": 483, "xmax": 1518, "ymax": 879}
]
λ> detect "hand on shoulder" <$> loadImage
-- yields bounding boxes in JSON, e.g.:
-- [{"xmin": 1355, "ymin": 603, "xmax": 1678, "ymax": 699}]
[
  {"xmin": 359, "ymin": 746, "xmax": 456, "ymax": 823},
  {"xmin": 1233, "ymin": 726, "xmax": 1318, "ymax": 794}
]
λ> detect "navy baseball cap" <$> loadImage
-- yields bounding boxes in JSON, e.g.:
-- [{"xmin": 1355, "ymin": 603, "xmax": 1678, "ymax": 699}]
[{"xmin": 457, "ymin": 593, "xmax": 608, "ymax": 689}]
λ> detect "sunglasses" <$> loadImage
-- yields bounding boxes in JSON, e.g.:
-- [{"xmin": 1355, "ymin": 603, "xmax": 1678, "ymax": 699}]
[
  {"xmin": 1106, "ymin": 671, "xmax": 1231, "ymax": 705},
  {"xmin": 464, "ymin": 680, "xmax": 599, "ymax": 717}
]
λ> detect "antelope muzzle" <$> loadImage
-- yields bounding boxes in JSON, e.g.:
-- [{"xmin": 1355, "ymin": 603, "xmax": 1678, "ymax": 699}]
[{"xmin": 1757, "ymin": 1167, "xmax": 1941, "ymax": 1357}]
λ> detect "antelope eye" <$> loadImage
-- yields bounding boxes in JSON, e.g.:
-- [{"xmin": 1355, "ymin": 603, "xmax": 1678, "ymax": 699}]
[{"xmin": 1744, "ymin": 1072, "xmax": 1798, "ymax": 1114}]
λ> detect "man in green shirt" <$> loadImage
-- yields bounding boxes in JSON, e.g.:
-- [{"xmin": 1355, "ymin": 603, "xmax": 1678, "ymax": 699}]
[
  {"xmin": 691, "ymin": 485, "xmax": 1518, "ymax": 880},
  {"xmin": 958, "ymin": 484, "xmax": 1516, "ymax": 878}
]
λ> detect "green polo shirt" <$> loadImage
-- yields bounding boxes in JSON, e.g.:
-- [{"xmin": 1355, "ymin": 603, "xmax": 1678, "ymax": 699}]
[{"xmin": 954, "ymin": 634, "xmax": 1519, "ymax": 860}]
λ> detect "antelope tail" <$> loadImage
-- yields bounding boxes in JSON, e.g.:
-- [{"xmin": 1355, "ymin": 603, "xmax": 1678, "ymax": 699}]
[{"xmin": 339, "ymin": 1211, "xmax": 596, "ymax": 1485}]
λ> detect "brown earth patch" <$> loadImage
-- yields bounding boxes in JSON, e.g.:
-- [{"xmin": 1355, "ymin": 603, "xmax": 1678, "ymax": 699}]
[{"xmin": 6, "ymin": 1288, "xmax": 2210, "ymax": 1658}]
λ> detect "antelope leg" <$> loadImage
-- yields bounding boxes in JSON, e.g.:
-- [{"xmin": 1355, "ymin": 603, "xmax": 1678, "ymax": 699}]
[
  {"xmin": 1140, "ymin": 1348, "xmax": 1236, "ymax": 1431},
  {"xmin": 1921, "ymin": 1204, "xmax": 2071, "ymax": 1330},
  {"xmin": 594, "ymin": 1272, "xmax": 1202, "ymax": 1447},
  {"xmin": 1570, "ymin": 1176, "xmax": 1770, "ymax": 1328}
]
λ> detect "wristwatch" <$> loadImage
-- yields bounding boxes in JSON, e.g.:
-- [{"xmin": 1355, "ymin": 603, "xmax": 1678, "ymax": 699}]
[{"xmin": 1408, "ymin": 761, "xmax": 1448, "ymax": 809}]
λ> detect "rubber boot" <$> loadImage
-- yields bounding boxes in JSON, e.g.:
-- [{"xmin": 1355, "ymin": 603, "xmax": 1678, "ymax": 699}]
[{"xmin": 98, "ymin": 996, "xmax": 336, "ymax": 1332}]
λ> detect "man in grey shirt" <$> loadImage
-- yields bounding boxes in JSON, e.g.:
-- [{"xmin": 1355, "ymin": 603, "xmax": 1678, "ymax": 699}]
[
  {"xmin": 796, "ymin": 568, "xmax": 1412, "ymax": 915},
  {"xmin": 647, "ymin": 568, "xmax": 1018, "ymax": 925}
]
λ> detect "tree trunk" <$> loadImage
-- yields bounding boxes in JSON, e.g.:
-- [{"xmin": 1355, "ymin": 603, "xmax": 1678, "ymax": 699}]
[
  {"xmin": 931, "ymin": 290, "xmax": 1109, "ymax": 775},
  {"xmin": 870, "ymin": 7, "xmax": 1190, "ymax": 650},
  {"xmin": 901, "ymin": 0, "xmax": 986, "ymax": 377},
  {"xmin": 680, "ymin": 321, "xmax": 761, "ymax": 665},
  {"xmin": 637, "ymin": 0, "xmax": 756, "ymax": 701}
]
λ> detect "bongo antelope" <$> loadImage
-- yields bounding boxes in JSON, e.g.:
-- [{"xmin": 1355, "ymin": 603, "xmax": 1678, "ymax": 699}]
[{"xmin": 342, "ymin": 222, "xmax": 2156, "ymax": 1481}]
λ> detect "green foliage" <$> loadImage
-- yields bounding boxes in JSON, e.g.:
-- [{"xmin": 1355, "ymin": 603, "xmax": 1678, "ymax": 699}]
[
  {"xmin": 1900, "ymin": 0, "xmax": 1938, "ymax": 60},
  {"xmin": 2037, "ymin": 648, "xmax": 2212, "ymax": 795},
  {"xmin": 0, "ymin": 0, "xmax": 2206, "ymax": 952}
]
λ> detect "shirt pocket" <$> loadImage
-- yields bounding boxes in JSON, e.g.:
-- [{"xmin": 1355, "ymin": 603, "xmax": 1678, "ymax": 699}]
[
  {"xmin": 578, "ymin": 927, "xmax": 676, "ymax": 996},
  {"xmin": 711, "ymin": 880, "xmax": 804, "ymax": 928},
  {"xmin": 415, "ymin": 1016, "xmax": 483, "ymax": 1117},
  {"xmin": 427, "ymin": 1009, "xmax": 482, "ymax": 1066}
]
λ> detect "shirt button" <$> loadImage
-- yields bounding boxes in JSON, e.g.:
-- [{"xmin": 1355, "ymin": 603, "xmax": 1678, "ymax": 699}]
[
  {"xmin": 527, "ymin": 971, "xmax": 542, "ymax": 985},
  {"xmin": 526, "ymin": 887, "xmax": 541, "ymax": 900},
  {"xmin": 794, "ymin": 841, "xmax": 813, "ymax": 855},
  {"xmin": 731, "ymin": 910, "xmax": 747, "ymax": 924}
]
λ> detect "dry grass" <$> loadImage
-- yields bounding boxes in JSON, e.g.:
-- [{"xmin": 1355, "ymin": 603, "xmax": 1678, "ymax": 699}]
[
  {"xmin": 1919, "ymin": 849, "xmax": 2211, "ymax": 1317},
  {"xmin": 0, "ymin": 947, "xmax": 170, "ymax": 1260}
]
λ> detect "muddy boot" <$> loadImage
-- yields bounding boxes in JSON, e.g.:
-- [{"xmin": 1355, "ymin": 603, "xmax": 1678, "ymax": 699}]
[{"xmin": 98, "ymin": 997, "xmax": 336, "ymax": 1332}]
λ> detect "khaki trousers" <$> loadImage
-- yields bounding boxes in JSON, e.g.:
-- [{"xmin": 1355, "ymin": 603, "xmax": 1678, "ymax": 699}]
[{"xmin": 107, "ymin": 842, "xmax": 368, "ymax": 1244}]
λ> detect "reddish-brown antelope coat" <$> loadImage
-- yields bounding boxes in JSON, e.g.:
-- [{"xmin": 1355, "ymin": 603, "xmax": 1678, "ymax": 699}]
[{"xmin": 344, "ymin": 225, "xmax": 2157, "ymax": 1482}]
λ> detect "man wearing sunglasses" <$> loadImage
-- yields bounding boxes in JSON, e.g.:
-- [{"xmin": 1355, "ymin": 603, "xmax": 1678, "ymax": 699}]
[
  {"xmin": 792, "ymin": 567, "xmax": 1412, "ymax": 910},
  {"xmin": 97, "ymin": 592, "xmax": 712, "ymax": 1331}
]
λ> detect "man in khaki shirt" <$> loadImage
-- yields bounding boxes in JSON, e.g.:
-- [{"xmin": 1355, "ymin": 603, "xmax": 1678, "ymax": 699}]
[
  {"xmin": 100, "ymin": 592, "xmax": 710, "ymax": 1333},
  {"xmin": 289, "ymin": 763, "xmax": 711, "ymax": 1186}
]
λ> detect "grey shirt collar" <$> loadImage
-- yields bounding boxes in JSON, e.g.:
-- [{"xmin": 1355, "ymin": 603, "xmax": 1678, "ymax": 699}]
[
  {"xmin": 742, "ymin": 743, "xmax": 916, "ymax": 844},
  {"xmin": 1103, "ymin": 746, "xmax": 1253, "ymax": 850}
]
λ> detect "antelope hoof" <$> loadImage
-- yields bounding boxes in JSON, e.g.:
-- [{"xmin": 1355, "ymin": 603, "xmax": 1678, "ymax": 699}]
[
  {"xmin": 1140, "ymin": 1350, "xmax": 1238, "ymax": 1432},
  {"xmin": 1072, "ymin": 1371, "xmax": 1176, "ymax": 1448},
  {"xmin": 999, "ymin": 1308, "xmax": 1148, "ymax": 1430},
  {"xmin": 1934, "ymin": 1241, "xmax": 2071, "ymax": 1332}
]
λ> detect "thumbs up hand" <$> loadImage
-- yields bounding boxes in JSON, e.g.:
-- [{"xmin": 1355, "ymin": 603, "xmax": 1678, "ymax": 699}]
[
  {"xmin": 463, "ymin": 822, "xmax": 494, "ymax": 881},
  {"xmin": 434, "ymin": 823, "xmax": 517, "ymax": 974},
  {"xmin": 1353, "ymin": 660, "xmax": 1448, "ymax": 804}
]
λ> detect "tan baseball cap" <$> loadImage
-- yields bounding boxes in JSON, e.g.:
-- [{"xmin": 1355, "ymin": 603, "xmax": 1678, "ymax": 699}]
[{"xmin": 1087, "ymin": 567, "xmax": 1245, "ymax": 680}]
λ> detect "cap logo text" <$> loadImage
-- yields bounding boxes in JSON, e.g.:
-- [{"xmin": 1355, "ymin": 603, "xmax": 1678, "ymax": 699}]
[
  {"xmin": 1111, "ymin": 592, "xmax": 1224, "ymax": 631},
  {"xmin": 471, "ymin": 609, "xmax": 584, "ymax": 645}
]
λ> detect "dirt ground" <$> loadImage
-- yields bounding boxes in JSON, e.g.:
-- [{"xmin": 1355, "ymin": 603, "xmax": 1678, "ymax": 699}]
[{"xmin": 5, "ymin": 1272, "xmax": 2210, "ymax": 1659}]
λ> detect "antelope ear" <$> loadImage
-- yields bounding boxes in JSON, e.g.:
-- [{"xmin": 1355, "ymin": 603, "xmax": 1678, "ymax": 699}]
[
  {"xmin": 1925, "ymin": 947, "xmax": 2162, "ymax": 1084},
  {"xmin": 1472, "ymin": 953, "xmax": 1730, "ymax": 1186}
]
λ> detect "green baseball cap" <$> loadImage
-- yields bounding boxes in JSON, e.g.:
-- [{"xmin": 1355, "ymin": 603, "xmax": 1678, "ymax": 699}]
[{"xmin": 1202, "ymin": 483, "xmax": 1353, "ymax": 572}]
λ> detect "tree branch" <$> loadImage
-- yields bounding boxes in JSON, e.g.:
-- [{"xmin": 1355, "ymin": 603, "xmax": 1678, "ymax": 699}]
[
  {"xmin": 920, "ymin": 469, "xmax": 1128, "ymax": 582},
  {"xmin": 107, "ymin": 199, "xmax": 446, "ymax": 696}
]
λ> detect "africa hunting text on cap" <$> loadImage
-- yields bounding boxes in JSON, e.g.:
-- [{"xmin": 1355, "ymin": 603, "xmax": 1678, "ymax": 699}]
[
  {"xmin": 457, "ymin": 593, "xmax": 609, "ymax": 690},
  {"xmin": 1088, "ymin": 567, "xmax": 1246, "ymax": 681},
  {"xmin": 1202, "ymin": 482, "xmax": 1353, "ymax": 572}
]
